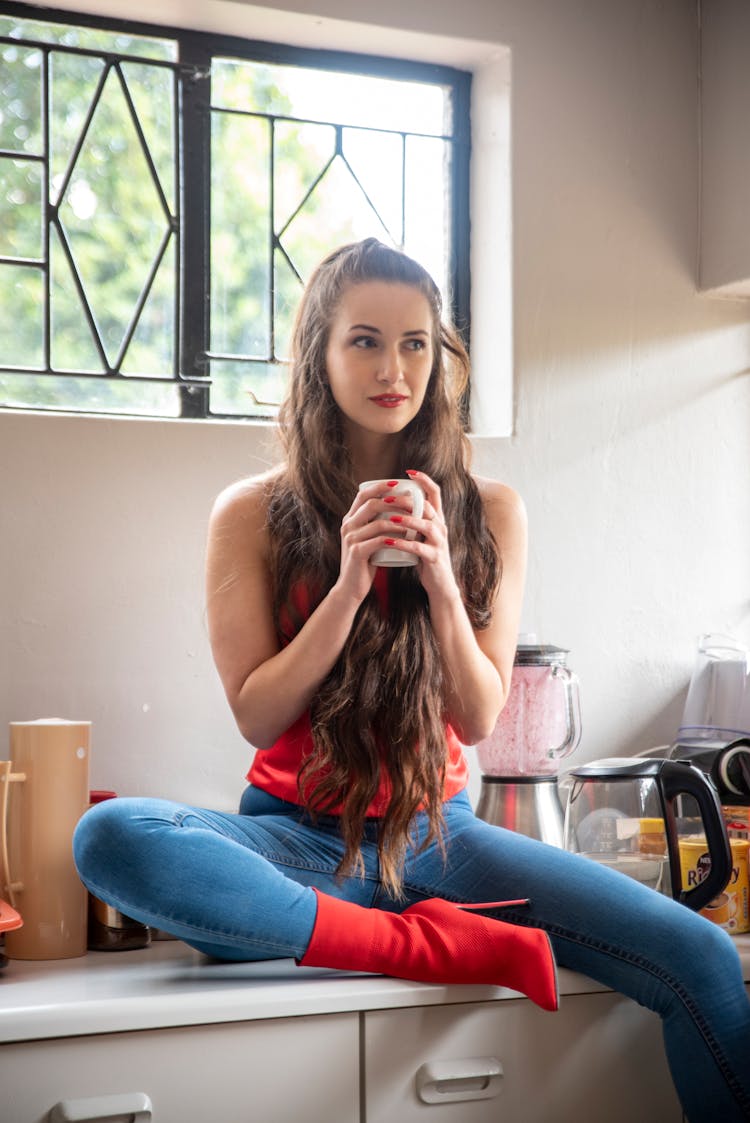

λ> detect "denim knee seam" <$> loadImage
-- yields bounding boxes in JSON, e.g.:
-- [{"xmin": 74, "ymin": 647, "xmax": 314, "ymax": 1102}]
[{"xmin": 261, "ymin": 850, "xmax": 380, "ymax": 883}]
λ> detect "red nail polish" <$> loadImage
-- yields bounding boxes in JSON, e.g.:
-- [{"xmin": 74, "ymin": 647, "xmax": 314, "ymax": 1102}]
[
  {"xmin": 383, "ymin": 538, "xmax": 396, "ymax": 546},
  {"xmin": 383, "ymin": 496, "xmax": 397, "ymax": 504},
  {"xmin": 405, "ymin": 469, "xmax": 417, "ymax": 477},
  {"xmin": 387, "ymin": 480, "xmax": 398, "ymax": 487},
  {"xmin": 390, "ymin": 515, "xmax": 403, "ymax": 523}
]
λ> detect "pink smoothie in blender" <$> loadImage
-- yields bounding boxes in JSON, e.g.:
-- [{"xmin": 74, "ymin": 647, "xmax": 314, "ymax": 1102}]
[{"xmin": 475, "ymin": 644, "xmax": 582, "ymax": 846}]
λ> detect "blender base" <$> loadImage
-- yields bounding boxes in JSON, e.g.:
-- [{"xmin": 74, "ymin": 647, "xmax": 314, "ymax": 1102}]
[{"xmin": 476, "ymin": 776, "xmax": 565, "ymax": 848}]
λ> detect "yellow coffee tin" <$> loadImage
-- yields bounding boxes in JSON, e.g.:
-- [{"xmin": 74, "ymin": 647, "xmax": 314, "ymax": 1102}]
[{"xmin": 679, "ymin": 836, "xmax": 749, "ymax": 935}]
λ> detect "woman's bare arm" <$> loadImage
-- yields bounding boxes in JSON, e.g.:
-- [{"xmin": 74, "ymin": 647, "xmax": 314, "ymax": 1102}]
[{"xmin": 205, "ymin": 476, "xmax": 363, "ymax": 748}]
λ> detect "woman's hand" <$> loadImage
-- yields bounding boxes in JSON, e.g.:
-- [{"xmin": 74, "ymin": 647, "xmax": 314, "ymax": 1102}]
[
  {"xmin": 337, "ymin": 481, "xmax": 413, "ymax": 602},
  {"xmin": 377, "ymin": 470, "xmax": 462, "ymax": 604}
]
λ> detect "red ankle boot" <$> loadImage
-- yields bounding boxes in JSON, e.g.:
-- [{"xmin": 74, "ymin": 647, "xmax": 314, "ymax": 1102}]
[{"xmin": 297, "ymin": 890, "xmax": 559, "ymax": 1012}]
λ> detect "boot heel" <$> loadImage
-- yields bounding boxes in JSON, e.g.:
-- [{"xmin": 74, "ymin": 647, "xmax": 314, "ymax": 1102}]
[{"xmin": 457, "ymin": 898, "xmax": 531, "ymax": 913}]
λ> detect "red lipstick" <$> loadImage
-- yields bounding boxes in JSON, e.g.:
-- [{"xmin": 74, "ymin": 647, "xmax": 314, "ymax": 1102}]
[{"xmin": 370, "ymin": 394, "xmax": 407, "ymax": 408}]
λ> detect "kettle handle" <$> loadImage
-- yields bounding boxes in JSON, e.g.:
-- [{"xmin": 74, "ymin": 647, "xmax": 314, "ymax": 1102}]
[{"xmin": 660, "ymin": 760, "xmax": 732, "ymax": 912}]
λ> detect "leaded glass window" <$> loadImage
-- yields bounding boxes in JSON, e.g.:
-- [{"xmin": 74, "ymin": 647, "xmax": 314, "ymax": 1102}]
[{"xmin": 0, "ymin": 4, "xmax": 471, "ymax": 419}]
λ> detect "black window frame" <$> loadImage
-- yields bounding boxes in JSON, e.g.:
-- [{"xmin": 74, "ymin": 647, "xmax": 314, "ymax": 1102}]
[{"xmin": 0, "ymin": 1, "xmax": 472, "ymax": 420}]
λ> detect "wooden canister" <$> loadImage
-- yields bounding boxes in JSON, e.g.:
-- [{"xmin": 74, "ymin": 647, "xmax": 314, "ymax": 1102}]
[{"xmin": 1, "ymin": 720, "xmax": 90, "ymax": 959}]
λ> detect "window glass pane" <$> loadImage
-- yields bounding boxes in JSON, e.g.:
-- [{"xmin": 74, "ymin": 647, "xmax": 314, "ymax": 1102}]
[
  {"xmin": 211, "ymin": 111, "xmax": 271, "ymax": 356},
  {"xmin": 49, "ymin": 50, "xmax": 105, "ymax": 205},
  {"xmin": 57, "ymin": 65, "xmax": 173, "ymax": 367},
  {"xmin": 50, "ymin": 222, "xmax": 104, "ymax": 373},
  {"xmin": 342, "ymin": 127, "xmax": 404, "ymax": 244},
  {"xmin": 0, "ymin": 156, "xmax": 42, "ymax": 258},
  {"xmin": 0, "ymin": 371, "xmax": 181, "ymax": 414},
  {"xmin": 0, "ymin": 42, "xmax": 42, "ymax": 155},
  {"xmin": 272, "ymin": 249, "xmax": 303, "ymax": 361},
  {"xmin": 209, "ymin": 359, "xmax": 285, "ymax": 417},
  {"xmin": 273, "ymin": 119, "xmax": 336, "ymax": 233},
  {"xmin": 121, "ymin": 60, "xmax": 176, "ymax": 212},
  {"xmin": 0, "ymin": 17, "xmax": 176, "ymax": 62},
  {"xmin": 120, "ymin": 238, "xmax": 176, "ymax": 377},
  {"xmin": 212, "ymin": 58, "xmax": 447, "ymax": 136},
  {"xmin": 0, "ymin": 263, "xmax": 44, "ymax": 367},
  {"xmin": 280, "ymin": 154, "xmax": 393, "ymax": 282},
  {"xmin": 404, "ymin": 134, "xmax": 451, "ymax": 302}
]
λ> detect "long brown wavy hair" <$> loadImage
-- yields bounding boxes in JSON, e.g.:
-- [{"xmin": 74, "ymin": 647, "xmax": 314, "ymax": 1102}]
[{"xmin": 266, "ymin": 239, "xmax": 500, "ymax": 896}]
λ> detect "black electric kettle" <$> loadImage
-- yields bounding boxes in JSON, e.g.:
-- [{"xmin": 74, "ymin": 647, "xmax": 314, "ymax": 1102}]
[{"xmin": 563, "ymin": 758, "xmax": 732, "ymax": 912}]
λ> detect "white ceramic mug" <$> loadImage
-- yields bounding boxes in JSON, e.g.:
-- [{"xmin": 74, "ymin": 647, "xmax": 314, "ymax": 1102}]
[{"xmin": 359, "ymin": 478, "xmax": 425, "ymax": 567}]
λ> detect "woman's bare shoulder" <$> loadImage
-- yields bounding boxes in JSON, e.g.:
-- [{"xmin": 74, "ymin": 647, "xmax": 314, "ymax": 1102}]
[
  {"xmin": 209, "ymin": 464, "xmax": 285, "ymax": 529},
  {"xmin": 472, "ymin": 475, "xmax": 527, "ymax": 530}
]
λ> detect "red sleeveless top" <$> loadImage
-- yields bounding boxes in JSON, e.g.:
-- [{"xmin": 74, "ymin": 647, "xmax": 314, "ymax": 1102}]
[{"xmin": 247, "ymin": 569, "xmax": 469, "ymax": 816}]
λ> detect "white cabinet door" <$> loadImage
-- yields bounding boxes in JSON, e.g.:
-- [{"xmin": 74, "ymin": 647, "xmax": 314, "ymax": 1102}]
[
  {"xmin": 364, "ymin": 994, "xmax": 683, "ymax": 1123},
  {"xmin": 365, "ymin": 1001, "xmax": 518, "ymax": 1122},
  {"xmin": 0, "ymin": 1012, "xmax": 359, "ymax": 1123}
]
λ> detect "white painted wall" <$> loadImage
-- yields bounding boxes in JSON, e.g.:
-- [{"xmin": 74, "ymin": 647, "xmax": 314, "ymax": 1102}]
[{"xmin": 2, "ymin": 0, "xmax": 750, "ymax": 810}]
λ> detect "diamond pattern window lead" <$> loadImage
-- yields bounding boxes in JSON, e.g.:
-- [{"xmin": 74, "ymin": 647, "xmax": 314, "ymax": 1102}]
[{"xmin": 56, "ymin": 61, "xmax": 175, "ymax": 370}]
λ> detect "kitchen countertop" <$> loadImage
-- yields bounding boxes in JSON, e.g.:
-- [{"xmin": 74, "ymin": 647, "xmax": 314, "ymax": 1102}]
[{"xmin": 1, "ymin": 934, "xmax": 749, "ymax": 1045}]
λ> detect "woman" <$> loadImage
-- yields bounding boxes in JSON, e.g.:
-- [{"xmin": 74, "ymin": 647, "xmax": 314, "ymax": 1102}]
[{"xmin": 74, "ymin": 239, "xmax": 750, "ymax": 1120}]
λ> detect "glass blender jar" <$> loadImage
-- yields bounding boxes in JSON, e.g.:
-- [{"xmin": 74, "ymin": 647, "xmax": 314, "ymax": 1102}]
[{"xmin": 475, "ymin": 644, "xmax": 582, "ymax": 847}]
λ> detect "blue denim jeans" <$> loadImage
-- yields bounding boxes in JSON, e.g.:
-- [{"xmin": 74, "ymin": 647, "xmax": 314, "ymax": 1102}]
[{"xmin": 73, "ymin": 786, "xmax": 750, "ymax": 1121}]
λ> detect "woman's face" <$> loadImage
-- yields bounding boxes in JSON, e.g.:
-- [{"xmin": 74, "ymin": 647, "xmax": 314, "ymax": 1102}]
[{"xmin": 324, "ymin": 281, "xmax": 435, "ymax": 439}]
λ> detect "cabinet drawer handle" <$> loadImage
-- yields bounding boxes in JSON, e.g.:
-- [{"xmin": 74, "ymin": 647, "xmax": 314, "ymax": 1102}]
[
  {"xmin": 49, "ymin": 1092, "xmax": 153, "ymax": 1122},
  {"xmin": 416, "ymin": 1057, "xmax": 503, "ymax": 1104}
]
